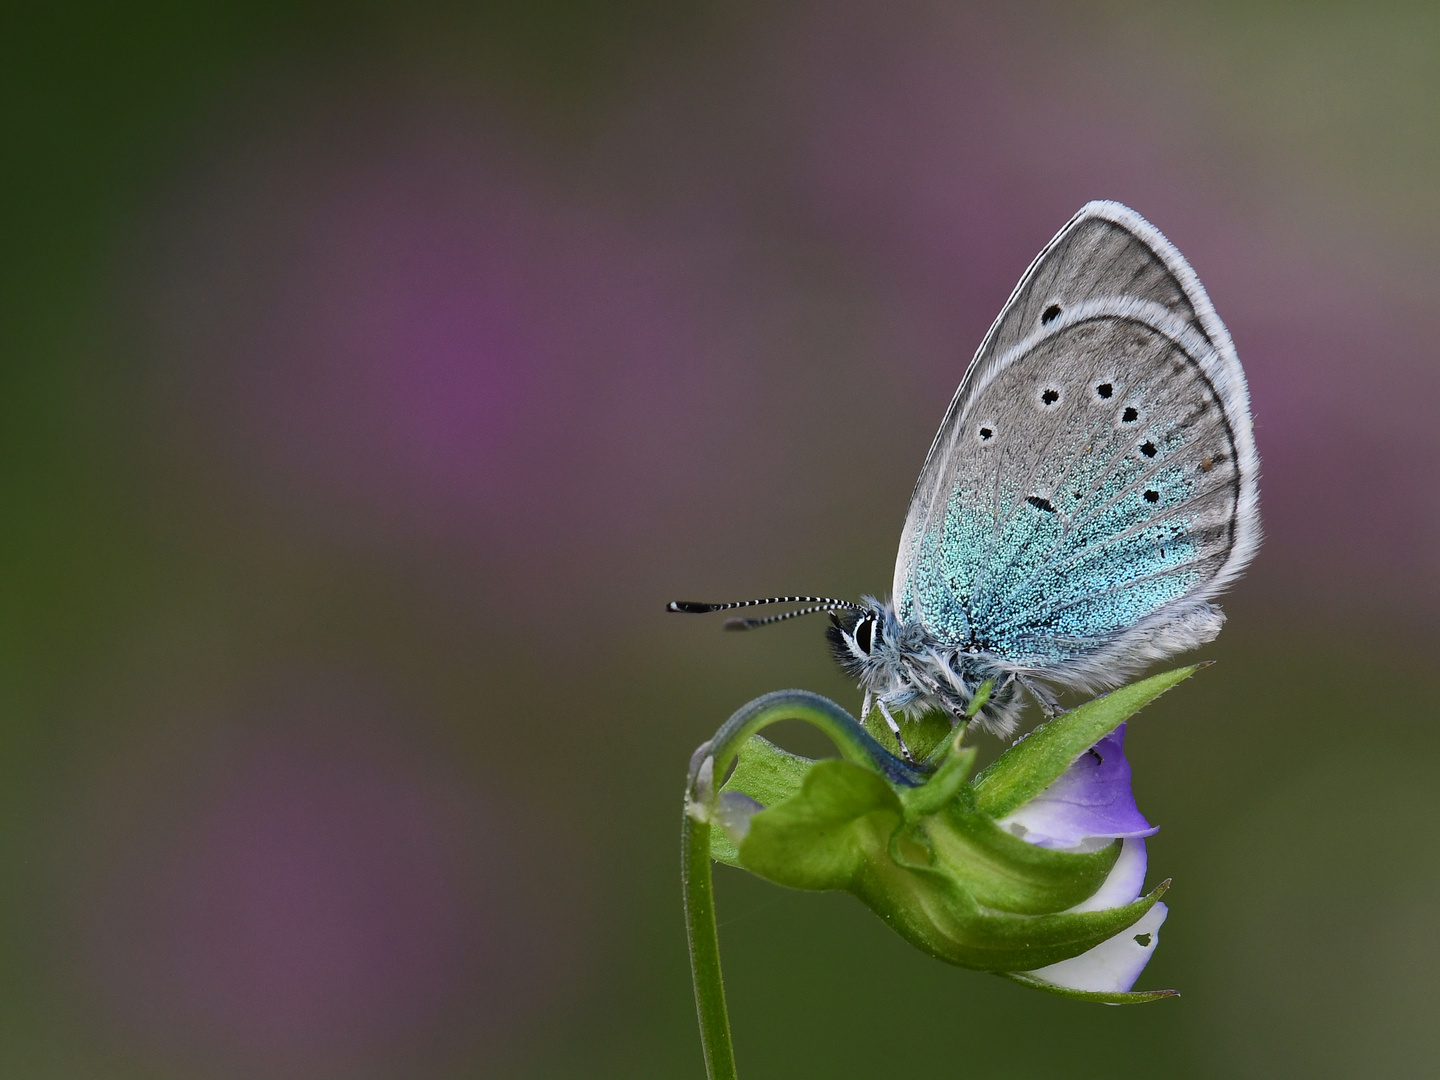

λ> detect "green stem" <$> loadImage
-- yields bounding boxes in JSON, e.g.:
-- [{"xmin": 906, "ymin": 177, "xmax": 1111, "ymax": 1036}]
[
  {"xmin": 679, "ymin": 688, "xmax": 923, "ymax": 1078},
  {"xmin": 682, "ymin": 809, "xmax": 738, "ymax": 1080}
]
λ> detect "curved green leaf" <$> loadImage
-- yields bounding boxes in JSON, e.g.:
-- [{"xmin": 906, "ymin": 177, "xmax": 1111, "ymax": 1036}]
[{"xmin": 999, "ymin": 970, "xmax": 1178, "ymax": 1004}]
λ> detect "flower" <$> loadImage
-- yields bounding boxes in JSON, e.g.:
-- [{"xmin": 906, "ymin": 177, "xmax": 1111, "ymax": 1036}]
[
  {"xmin": 687, "ymin": 668, "xmax": 1195, "ymax": 1003},
  {"xmin": 998, "ymin": 724, "xmax": 1169, "ymax": 997}
]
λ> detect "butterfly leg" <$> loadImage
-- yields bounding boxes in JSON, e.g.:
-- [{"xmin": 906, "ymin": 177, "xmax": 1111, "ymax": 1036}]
[
  {"xmin": 1016, "ymin": 674, "xmax": 1063, "ymax": 719},
  {"xmin": 875, "ymin": 700, "xmax": 917, "ymax": 764}
]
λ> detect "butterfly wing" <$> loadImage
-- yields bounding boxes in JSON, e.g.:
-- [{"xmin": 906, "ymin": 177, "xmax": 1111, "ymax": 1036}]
[{"xmin": 892, "ymin": 201, "xmax": 1260, "ymax": 688}]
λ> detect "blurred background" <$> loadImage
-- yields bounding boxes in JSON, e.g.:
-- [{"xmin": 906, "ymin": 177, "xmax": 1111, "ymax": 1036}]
[{"xmin": 3, "ymin": 1, "xmax": 1439, "ymax": 1077}]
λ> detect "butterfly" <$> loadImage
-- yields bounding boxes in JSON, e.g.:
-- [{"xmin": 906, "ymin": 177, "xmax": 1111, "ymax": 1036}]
[{"xmin": 670, "ymin": 202, "xmax": 1260, "ymax": 757}]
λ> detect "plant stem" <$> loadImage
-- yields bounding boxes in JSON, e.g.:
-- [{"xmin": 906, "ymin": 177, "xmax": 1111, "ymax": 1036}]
[
  {"xmin": 682, "ymin": 809, "xmax": 738, "ymax": 1080},
  {"xmin": 678, "ymin": 688, "xmax": 920, "ymax": 1078}
]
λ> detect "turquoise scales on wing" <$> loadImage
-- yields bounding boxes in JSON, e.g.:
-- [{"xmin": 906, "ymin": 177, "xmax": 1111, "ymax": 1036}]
[
  {"xmin": 902, "ymin": 474, "xmax": 1201, "ymax": 664},
  {"xmin": 897, "ymin": 313, "xmax": 1236, "ymax": 669}
]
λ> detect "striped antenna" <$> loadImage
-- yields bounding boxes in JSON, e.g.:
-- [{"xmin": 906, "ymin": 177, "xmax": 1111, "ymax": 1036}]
[
  {"xmin": 667, "ymin": 595, "xmax": 859, "ymax": 615},
  {"xmin": 723, "ymin": 604, "xmax": 845, "ymax": 631}
]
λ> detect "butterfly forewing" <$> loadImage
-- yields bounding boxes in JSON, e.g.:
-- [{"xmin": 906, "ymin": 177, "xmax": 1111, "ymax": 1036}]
[
  {"xmin": 894, "ymin": 203, "xmax": 1258, "ymax": 681},
  {"xmin": 958, "ymin": 203, "xmax": 1231, "ymax": 394}
]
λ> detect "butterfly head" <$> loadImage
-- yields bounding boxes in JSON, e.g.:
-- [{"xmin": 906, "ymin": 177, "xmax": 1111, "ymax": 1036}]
[{"xmin": 826, "ymin": 598, "xmax": 901, "ymax": 681}]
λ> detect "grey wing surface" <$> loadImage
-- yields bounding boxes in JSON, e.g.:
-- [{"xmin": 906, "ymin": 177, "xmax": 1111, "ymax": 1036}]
[{"xmin": 892, "ymin": 202, "xmax": 1260, "ymax": 688}]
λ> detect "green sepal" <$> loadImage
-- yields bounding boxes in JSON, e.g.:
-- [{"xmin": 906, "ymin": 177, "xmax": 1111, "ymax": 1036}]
[
  {"xmin": 921, "ymin": 799, "xmax": 1121, "ymax": 914},
  {"xmin": 972, "ymin": 665, "xmax": 1202, "ymax": 820},
  {"xmin": 848, "ymin": 863, "xmax": 1169, "ymax": 973},
  {"xmin": 998, "ymin": 970, "xmax": 1179, "ymax": 1004},
  {"xmin": 900, "ymin": 741, "xmax": 977, "ymax": 821},
  {"xmin": 965, "ymin": 680, "xmax": 994, "ymax": 719}
]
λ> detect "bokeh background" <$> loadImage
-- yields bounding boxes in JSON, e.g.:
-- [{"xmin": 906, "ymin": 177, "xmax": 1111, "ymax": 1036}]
[{"xmin": 3, "ymin": 2, "xmax": 1439, "ymax": 1077}]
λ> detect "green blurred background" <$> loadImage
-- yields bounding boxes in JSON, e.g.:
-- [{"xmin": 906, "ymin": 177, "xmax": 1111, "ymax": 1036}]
[{"xmin": 3, "ymin": 1, "xmax": 1439, "ymax": 1077}]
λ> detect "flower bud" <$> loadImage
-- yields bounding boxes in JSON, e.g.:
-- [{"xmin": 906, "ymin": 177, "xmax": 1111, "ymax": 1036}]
[{"xmin": 691, "ymin": 667, "xmax": 1200, "ymax": 1003}]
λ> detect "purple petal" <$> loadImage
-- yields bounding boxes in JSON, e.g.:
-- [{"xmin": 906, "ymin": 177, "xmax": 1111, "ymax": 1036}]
[{"xmin": 997, "ymin": 723, "xmax": 1157, "ymax": 849}]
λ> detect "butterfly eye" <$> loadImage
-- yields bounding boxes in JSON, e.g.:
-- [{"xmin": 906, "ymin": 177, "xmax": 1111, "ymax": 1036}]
[{"xmin": 854, "ymin": 618, "xmax": 874, "ymax": 654}]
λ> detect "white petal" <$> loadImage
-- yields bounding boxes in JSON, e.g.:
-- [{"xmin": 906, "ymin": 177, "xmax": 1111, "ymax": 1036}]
[
  {"xmin": 1023, "ymin": 901, "xmax": 1168, "ymax": 995},
  {"xmin": 1070, "ymin": 836, "xmax": 1148, "ymax": 913},
  {"xmin": 715, "ymin": 790, "xmax": 763, "ymax": 845}
]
